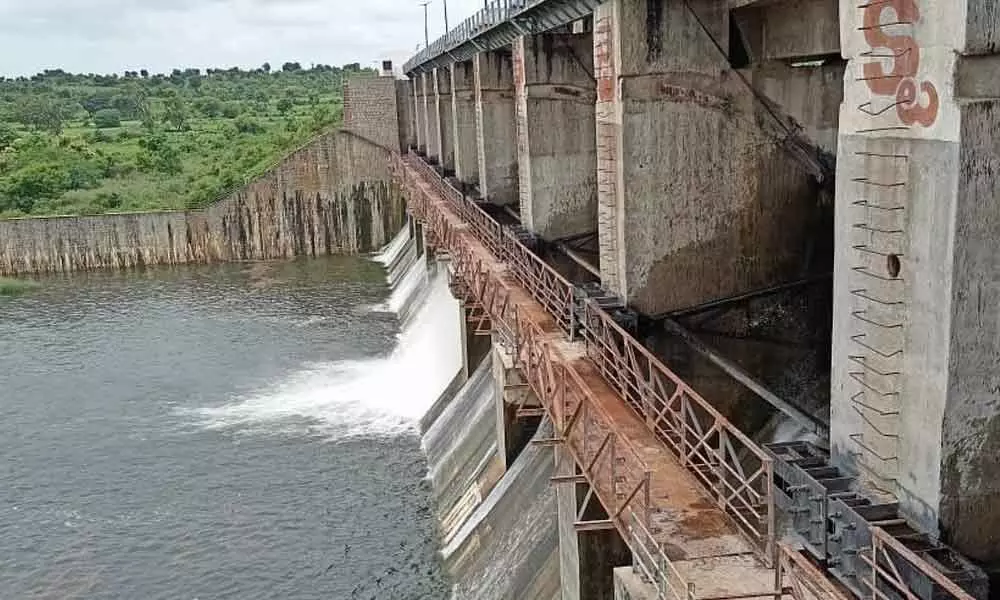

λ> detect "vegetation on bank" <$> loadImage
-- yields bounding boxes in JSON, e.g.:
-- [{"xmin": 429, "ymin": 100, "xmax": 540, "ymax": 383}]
[
  {"xmin": 0, "ymin": 62, "xmax": 375, "ymax": 218},
  {"xmin": 0, "ymin": 277, "xmax": 39, "ymax": 296}
]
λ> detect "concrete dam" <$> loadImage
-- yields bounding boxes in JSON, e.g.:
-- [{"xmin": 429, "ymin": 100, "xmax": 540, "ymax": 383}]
[{"xmin": 3, "ymin": 0, "xmax": 1000, "ymax": 599}]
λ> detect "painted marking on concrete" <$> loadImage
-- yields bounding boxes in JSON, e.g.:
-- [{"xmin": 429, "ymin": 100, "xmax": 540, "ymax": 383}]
[{"xmin": 859, "ymin": 0, "xmax": 939, "ymax": 127}]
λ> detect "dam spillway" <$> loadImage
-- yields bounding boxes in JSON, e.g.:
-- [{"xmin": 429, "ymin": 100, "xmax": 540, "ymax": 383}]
[{"xmin": 5, "ymin": 2, "xmax": 1000, "ymax": 595}]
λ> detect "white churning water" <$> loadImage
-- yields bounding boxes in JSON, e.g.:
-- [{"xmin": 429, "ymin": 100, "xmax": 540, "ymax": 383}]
[{"xmin": 190, "ymin": 228, "xmax": 464, "ymax": 440}]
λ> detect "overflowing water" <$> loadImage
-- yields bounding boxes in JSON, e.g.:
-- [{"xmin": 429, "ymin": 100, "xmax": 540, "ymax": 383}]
[
  {"xmin": 419, "ymin": 354, "xmax": 561, "ymax": 600},
  {"xmin": 0, "ymin": 236, "xmax": 459, "ymax": 599}
]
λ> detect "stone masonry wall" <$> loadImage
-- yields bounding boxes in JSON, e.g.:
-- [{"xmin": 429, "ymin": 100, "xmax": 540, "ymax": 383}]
[
  {"xmin": 0, "ymin": 131, "xmax": 404, "ymax": 275},
  {"xmin": 0, "ymin": 76, "xmax": 405, "ymax": 275},
  {"xmin": 343, "ymin": 75, "xmax": 401, "ymax": 151}
]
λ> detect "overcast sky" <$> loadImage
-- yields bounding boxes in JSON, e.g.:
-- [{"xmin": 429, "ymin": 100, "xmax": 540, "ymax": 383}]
[{"xmin": 0, "ymin": 0, "xmax": 486, "ymax": 77}]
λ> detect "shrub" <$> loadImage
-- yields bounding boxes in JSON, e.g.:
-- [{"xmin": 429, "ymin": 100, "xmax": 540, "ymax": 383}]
[
  {"xmin": 94, "ymin": 108, "xmax": 122, "ymax": 128},
  {"xmin": 86, "ymin": 129, "xmax": 112, "ymax": 143},
  {"xmin": 234, "ymin": 115, "xmax": 265, "ymax": 134}
]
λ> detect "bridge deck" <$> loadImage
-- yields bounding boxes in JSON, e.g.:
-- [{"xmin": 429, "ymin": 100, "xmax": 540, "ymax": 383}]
[{"xmin": 402, "ymin": 158, "xmax": 777, "ymax": 600}]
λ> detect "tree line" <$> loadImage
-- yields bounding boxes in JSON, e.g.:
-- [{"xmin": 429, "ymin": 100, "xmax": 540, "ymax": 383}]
[{"xmin": 0, "ymin": 62, "xmax": 375, "ymax": 216}]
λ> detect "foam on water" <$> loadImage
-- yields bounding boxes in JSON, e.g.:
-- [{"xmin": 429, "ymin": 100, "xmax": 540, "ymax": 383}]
[{"xmin": 188, "ymin": 233, "xmax": 464, "ymax": 440}]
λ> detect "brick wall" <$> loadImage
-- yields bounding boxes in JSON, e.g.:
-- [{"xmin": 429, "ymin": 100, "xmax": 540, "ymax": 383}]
[{"xmin": 343, "ymin": 75, "xmax": 400, "ymax": 151}]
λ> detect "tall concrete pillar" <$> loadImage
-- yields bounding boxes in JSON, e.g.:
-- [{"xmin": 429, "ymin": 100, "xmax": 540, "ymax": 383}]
[
  {"xmin": 594, "ymin": 0, "xmax": 819, "ymax": 315},
  {"xmin": 396, "ymin": 79, "xmax": 415, "ymax": 151},
  {"xmin": 556, "ymin": 446, "xmax": 581, "ymax": 600},
  {"xmin": 434, "ymin": 67, "xmax": 455, "ymax": 173},
  {"xmin": 474, "ymin": 49, "xmax": 518, "ymax": 205},
  {"xmin": 491, "ymin": 344, "xmax": 541, "ymax": 468},
  {"xmin": 413, "ymin": 76, "xmax": 426, "ymax": 154},
  {"xmin": 555, "ymin": 451, "xmax": 632, "ymax": 600},
  {"xmin": 513, "ymin": 32, "xmax": 598, "ymax": 241},
  {"xmin": 451, "ymin": 60, "xmax": 480, "ymax": 186},
  {"xmin": 422, "ymin": 72, "xmax": 435, "ymax": 159},
  {"xmin": 831, "ymin": 0, "xmax": 1000, "ymax": 571}
]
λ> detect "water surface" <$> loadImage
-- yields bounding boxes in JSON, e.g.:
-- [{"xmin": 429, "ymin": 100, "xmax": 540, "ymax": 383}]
[{"xmin": 0, "ymin": 255, "xmax": 457, "ymax": 600}]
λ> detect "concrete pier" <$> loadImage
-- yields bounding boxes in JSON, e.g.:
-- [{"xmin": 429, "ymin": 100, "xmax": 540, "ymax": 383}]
[
  {"xmin": 474, "ymin": 49, "xmax": 518, "ymax": 205},
  {"xmin": 830, "ymin": 0, "xmax": 1000, "ymax": 572},
  {"xmin": 513, "ymin": 32, "xmax": 597, "ymax": 240},
  {"xmin": 593, "ymin": 0, "xmax": 821, "ymax": 316},
  {"xmin": 451, "ymin": 60, "xmax": 479, "ymax": 186},
  {"xmin": 413, "ymin": 74, "xmax": 426, "ymax": 154},
  {"xmin": 394, "ymin": 0, "xmax": 1000, "ymax": 595},
  {"xmin": 434, "ymin": 67, "xmax": 455, "ymax": 172},
  {"xmin": 423, "ymin": 71, "xmax": 437, "ymax": 161},
  {"xmin": 491, "ymin": 344, "xmax": 541, "ymax": 468}
]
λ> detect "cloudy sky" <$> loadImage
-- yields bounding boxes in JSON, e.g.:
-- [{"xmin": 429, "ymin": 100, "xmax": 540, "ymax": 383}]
[{"xmin": 0, "ymin": 0, "xmax": 486, "ymax": 77}]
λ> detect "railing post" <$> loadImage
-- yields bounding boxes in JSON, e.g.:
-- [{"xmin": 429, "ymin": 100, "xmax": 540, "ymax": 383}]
[
  {"xmin": 645, "ymin": 368, "xmax": 656, "ymax": 430},
  {"xmin": 644, "ymin": 472, "xmax": 652, "ymax": 526},
  {"xmin": 766, "ymin": 458, "xmax": 776, "ymax": 567},
  {"xmin": 678, "ymin": 395, "xmax": 689, "ymax": 468},
  {"xmin": 610, "ymin": 433, "xmax": 618, "ymax": 514},
  {"xmin": 716, "ymin": 423, "xmax": 726, "ymax": 508},
  {"xmin": 870, "ymin": 533, "xmax": 878, "ymax": 600}
]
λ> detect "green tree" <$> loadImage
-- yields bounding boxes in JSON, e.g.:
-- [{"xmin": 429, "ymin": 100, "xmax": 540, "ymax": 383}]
[
  {"xmin": 162, "ymin": 93, "xmax": 187, "ymax": 131},
  {"xmin": 2, "ymin": 163, "xmax": 70, "ymax": 212},
  {"xmin": 137, "ymin": 133, "xmax": 182, "ymax": 174},
  {"xmin": 195, "ymin": 96, "xmax": 223, "ymax": 118},
  {"xmin": 234, "ymin": 115, "xmax": 265, "ymax": 134},
  {"xmin": 94, "ymin": 108, "xmax": 122, "ymax": 128},
  {"xmin": 0, "ymin": 124, "xmax": 16, "ymax": 151},
  {"xmin": 15, "ymin": 97, "xmax": 65, "ymax": 134},
  {"xmin": 276, "ymin": 97, "xmax": 293, "ymax": 115},
  {"xmin": 81, "ymin": 91, "xmax": 114, "ymax": 117}
]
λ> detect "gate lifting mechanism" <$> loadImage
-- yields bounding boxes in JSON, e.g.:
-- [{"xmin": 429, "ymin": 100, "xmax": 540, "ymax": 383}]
[
  {"xmin": 767, "ymin": 442, "xmax": 986, "ymax": 600},
  {"xmin": 396, "ymin": 152, "xmax": 986, "ymax": 600}
]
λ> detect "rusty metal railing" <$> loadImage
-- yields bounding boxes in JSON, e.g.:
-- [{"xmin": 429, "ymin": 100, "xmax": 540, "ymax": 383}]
[
  {"xmin": 398, "ymin": 152, "xmax": 777, "ymax": 596},
  {"xmin": 862, "ymin": 528, "xmax": 976, "ymax": 600},
  {"xmin": 777, "ymin": 543, "xmax": 850, "ymax": 600},
  {"xmin": 407, "ymin": 156, "xmax": 577, "ymax": 333},
  {"xmin": 462, "ymin": 252, "xmax": 688, "ymax": 600},
  {"xmin": 582, "ymin": 300, "xmax": 776, "ymax": 561}
]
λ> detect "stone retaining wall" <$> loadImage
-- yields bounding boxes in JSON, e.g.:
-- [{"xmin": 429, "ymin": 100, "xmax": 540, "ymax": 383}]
[{"xmin": 0, "ymin": 129, "xmax": 403, "ymax": 275}]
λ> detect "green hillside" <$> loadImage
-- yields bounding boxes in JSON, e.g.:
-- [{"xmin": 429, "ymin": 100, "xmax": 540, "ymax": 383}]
[{"xmin": 0, "ymin": 63, "xmax": 373, "ymax": 217}]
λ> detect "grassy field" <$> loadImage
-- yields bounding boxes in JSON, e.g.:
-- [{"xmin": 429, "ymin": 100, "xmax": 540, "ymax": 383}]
[{"xmin": 0, "ymin": 64, "xmax": 371, "ymax": 217}]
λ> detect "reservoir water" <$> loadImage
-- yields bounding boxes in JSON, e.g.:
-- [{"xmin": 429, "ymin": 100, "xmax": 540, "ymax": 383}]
[{"xmin": 0, "ymin": 248, "xmax": 459, "ymax": 599}]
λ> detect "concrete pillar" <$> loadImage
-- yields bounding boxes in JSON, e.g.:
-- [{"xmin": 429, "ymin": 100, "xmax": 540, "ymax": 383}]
[
  {"xmin": 451, "ymin": 60, "xmax": 480, "ymax": 186},
  {"xmin": 422, "ymin": 71, "xmax": 435, "ymax": 159},
  {"xmin": 491, "ymin": 344, "xmax": 541, "ymax": 468},
  {"xmin": 474, "ymin": 49, "xmax": 518, "ymax": 205},
  {"xmin": 555, "ymin": 450, "xmax": 632, "ymax": 600},
  {"xmin": 831, "ymin": 0, "xmax": 1000, "ymax": 571},
  {"xmin": 413, "ymin": 76, "xmax": 426, "ymax": 154},
  {"xmin": 459, "ymin": 306, "xmax": 492, "ymax": 382},
  {"xmin": 434, "ymin": 67, "xmax": 455, "ymax": 173},
  {"xmin": 556, "ymin": 446, "xmax": 581, "ymax": 600},
  {"xmin": 594, "ymin": 0, "xmax": 820, "ymax": 315},
  {"xmin": 396, "ymin": 79, "xmax": 415, "ymax": 151},
  {"xmin": 513, "ymin": 32, "xmax": 598, "ymax": 241}
]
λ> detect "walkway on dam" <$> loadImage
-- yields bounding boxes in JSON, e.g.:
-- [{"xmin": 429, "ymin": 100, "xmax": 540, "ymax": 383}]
[
  {"xmin": 397, "ymin": 153, "xmax": 782, "ymax": 600},
  {"xmin": 394, "ymin": 149, "xmax": 979, "ymax": 600}
]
